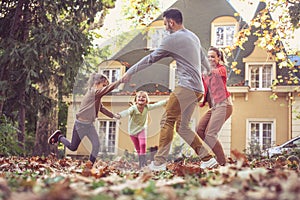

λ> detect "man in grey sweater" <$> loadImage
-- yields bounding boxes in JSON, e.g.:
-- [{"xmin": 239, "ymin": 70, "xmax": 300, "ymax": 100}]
[{"xmin": 122, "ymin": 8, "xmax": 217, "ymax": 170}]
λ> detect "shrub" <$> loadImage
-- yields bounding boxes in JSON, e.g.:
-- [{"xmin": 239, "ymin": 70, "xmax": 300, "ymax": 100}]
[
  {"xmin": 244, "ymin": 139, "xmax": 264, "ymax": 160},
  {"xmin": 0, "ymin": 115, "xmax": 23, "ymax": 156}
]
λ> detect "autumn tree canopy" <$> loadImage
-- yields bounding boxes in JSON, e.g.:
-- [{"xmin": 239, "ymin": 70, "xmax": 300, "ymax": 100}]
[{"xmin": 227, "ymin": 0, "xmax": 300, "ymax": 85}]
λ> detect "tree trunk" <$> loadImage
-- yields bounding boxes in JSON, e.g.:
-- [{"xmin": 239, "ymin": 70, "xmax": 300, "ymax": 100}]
[
  {"xmin": 18, "ymin": 91, "xmax": 25, "ymax": 151},
  {"xmin": 0, "ymin": 94, "xmax": 3, "ymax": 116},
  {"xmin": 0, "ymin": 65, "xmax": 5, "ymax": 117},
  {"xmin": 33, "ymin": 81, "xmax": 58, "ymax": 156},
  {"xmin": 33, "ymin": 112, "xmax": 52, "ymax": 156},
  {"xmin": 10, "ymin": 0, "xmax": 31, "ymax": 154}
]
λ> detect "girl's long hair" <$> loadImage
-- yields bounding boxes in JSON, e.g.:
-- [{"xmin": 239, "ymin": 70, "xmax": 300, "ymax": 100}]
[{"xmin": 87, "ymin": 73, "xmax": 108, "ymax": 89}]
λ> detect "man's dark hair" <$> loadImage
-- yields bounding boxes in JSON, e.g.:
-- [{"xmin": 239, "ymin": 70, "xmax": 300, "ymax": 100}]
[{"xmin": 163, "ymin": 8, "xmax": 183, "ymax": 24}]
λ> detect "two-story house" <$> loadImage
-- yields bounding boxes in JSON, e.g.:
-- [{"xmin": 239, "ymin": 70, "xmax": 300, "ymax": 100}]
[{"xmin": 65, "ymin": 0, "xmax": 300, "ymax": 159}]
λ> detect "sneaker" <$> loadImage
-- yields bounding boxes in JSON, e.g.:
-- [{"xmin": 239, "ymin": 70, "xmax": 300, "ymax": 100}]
[
  {"xmin": 48, "ymin": 130, "xmax": 62, "ymax": 144},
  {"xmin": 148, "ymin": 161, "xmax": 166, "ymax": 171},
  {"xmin": 200, "ymin": 157, "xmax": 218, "ymax": 169}
]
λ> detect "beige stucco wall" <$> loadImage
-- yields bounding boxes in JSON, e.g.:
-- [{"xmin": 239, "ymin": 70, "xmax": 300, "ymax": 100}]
[
  {"xmin": 65, "ymin": 94, "xmax": 234, "ymax": 157},
  {"xmin": 66, "ymin": 90, "xmax": 291, "ymax": 159},
  {"xmin": 292, "ymin": 96, "xmax": 300, "ymax": 138},
  {"xmin": 230, "ymin": 91, "xmax": 289, "ymax": 153}
]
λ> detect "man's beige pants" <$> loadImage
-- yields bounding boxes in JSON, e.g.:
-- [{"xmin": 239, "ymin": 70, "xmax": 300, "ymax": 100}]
[{"xmin": 154, "ymin": 86, "xmax": 208, "ymax": 165}]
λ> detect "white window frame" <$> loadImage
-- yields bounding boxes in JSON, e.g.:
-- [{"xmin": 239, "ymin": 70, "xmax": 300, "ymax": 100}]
[
  {"xmin": 99, "ymin": 68, "xmax": 121, "ymax": 92},
  {"xmin": 211, "ymin": 23, "xmax": 237, "ymax": 48},
  {"xmin": 245, "ymin": 62, "xmax": 276, "ymax": 91},
  {"xmin": 98, "ymin": 60, "xmax": 126, "ymax": 92},
  {"xmin": 100, "ymin": 68, "xmax": 121, "ymax": 83},
  {"xmin": 246, "ymin": 118, "xmax": 276, "ymax": 150},
  {"xmin": 97, "ymin": 119, "xmax": 118, "ymax": 155}
]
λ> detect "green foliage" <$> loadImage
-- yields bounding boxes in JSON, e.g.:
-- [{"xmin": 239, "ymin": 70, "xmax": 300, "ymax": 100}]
[
  {"xmin": 0, "ymin": 0, "xmax": 116, "ymax": 155},
  {"xmin": 92, "ymin": 180, "xmax": 106, "ymax": 189},
  {"xmin": 244, "ymin": 139, "xmax": 264, "ymax": 160},
  {"xmin": 91, "ymin": 194, "xmax": 115, "ymax": 200},
  {"xmin": 167, "ymin": 131, "xmax": 196, "ymax": 161},
  {"xmin": 86, "ymin": 45, "xmax": 112, "ymax": 66},
  {"xmin": 73, "ymin": 45, "xmax": 113, "ymax": 95},
  {"xmin": 98, "ymin": 151, "xmax": 116, "ymax": 161},
  {"xmin": 123, "ymin": 149, "xmax": 137, "ymax": 162},
  {"xmin": 57, "ymin": 101, "xmax": 68, "ymax": 135},
  {"xmin": 122, "ymin": 0, "xmax": 160, "ymax": 28},
  {"xmin": 0, "ymin": 115, "xmax": 23, "ymax": 156},
  {"xmin": 228, "ymin": 0, "xmax": 299, "ymax": 79}
]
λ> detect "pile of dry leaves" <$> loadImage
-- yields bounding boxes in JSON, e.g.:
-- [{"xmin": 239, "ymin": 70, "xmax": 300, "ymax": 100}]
[{"xmin": 0, "ymin": 150, "xmax": 299, "ymax": 200}]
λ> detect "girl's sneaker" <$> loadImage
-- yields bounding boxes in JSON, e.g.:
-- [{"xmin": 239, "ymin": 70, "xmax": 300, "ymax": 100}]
[{"xmin": 48, "ymin": 130, "xmax": 62, "ymax": 144}]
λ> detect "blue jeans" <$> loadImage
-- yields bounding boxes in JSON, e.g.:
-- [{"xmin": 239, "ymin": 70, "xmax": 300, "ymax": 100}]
[{"xmin": 60, "ymin": 120, "xmax": 100, "ymax": 163}]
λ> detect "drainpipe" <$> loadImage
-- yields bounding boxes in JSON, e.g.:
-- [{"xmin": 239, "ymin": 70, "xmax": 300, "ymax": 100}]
[{"xmin": 288, "ymin": 92, "xmax": 292, "ymax": 139}]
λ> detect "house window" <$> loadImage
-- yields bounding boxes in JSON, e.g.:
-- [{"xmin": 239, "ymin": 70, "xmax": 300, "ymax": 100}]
[
  {"xmin": 98, "ymin": 120, "xmax": 117, "ymax": 154},
  {"xmin": 213, "ymin": 25, "xmax": 236, "ymax": 47},
  {"xmin": 147, "ymin": 27, "xmax": 168, "ymax": 49},
  {"xmin": 98, "ymin": 60, "xmax": 126, "ymax": 92},
  {"xmin": 247, "ymin": 120, "xmax": 275, "ymax": 150},
  {"xmin": 101, "ymin": 69, "xmax": 121, "ymax": 83},
  {"xmin": 147, "ymin": 20, "xmax": 168, "ymax": 50},
  {"xmin": 211, "ymin": 16, "xmax": 238, "ymax": 48},
  {"xmin": 100, "ymin": 68, "xmax": 122, "ymax": 92},
  {"xmin": 246, "ymin": 63, "xmax": 274, "ymax": 90}
]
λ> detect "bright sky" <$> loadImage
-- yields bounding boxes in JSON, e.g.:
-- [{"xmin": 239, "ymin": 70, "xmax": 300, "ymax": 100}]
[
  {"xmin": 95, "ymin": 0, "xmax": 176, "ymax": 45},
  {"xmin": 96, "ymin": 0, "xmax": 299, "ymax": 51}
]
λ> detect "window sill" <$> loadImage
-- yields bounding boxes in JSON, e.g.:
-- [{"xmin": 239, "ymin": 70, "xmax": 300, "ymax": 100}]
[
  {"xmin": 249, "ymin": 88, "xmax": 272, "ymax": 91},
  {"xmin": 272, "ymin": 85, "xmax": 300, "ymax": 93}
]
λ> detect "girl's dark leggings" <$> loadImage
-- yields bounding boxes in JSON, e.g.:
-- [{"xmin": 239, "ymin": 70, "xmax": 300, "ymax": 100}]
[{"xmin": 60, "ymin": 120, "xmax": 100, "ymax": 163}]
